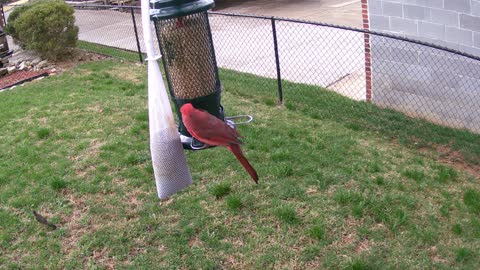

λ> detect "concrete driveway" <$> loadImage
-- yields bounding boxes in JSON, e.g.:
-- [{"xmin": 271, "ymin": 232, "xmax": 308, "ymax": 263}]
[
  {"xmin": 209, "ymin": 14, "xmax": 365, "ymax": 99},
  {"xmin": 214, "ymin": 0, "xmax": 362, "ymax": 28}
]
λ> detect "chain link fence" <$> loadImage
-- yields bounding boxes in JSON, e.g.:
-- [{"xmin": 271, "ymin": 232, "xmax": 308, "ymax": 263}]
[
  {"xmin": 368, "ymin": 35, "xmax": 480, "ymax": 133},
  {"xmin": 71, "ymin": 5, "xmax": 149, "ymax": 62},
  {"xmin": 5, "ymin": 4, "xmax": 479, "ymax": 134}
]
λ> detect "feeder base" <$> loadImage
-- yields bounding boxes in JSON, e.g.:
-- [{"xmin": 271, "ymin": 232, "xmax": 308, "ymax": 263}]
[{"xmin": 180, "ymin": 119, "xmax": 236, "ymax": 150}]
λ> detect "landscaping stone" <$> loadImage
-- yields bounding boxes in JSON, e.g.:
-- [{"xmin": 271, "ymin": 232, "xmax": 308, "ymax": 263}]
[
  {"xmin": 37, "ymin": 60, "xmax": 48, "ymax": 69},
  {"xmin": 18, "ymin": 61, "xmax": 27, "ymax": 71},
  {"xmin": 9, "ymin": 50, "xmax": 41, "ymax": 66},
  {"xmin": 1, "ymin": 38, "xmax": 110, "ymax": 90},
  {"xmin": 31, "ymin": 58, "xmax": 41, "ymax": 65}
]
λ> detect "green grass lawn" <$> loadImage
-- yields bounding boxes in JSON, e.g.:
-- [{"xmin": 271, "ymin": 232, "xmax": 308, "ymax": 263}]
[{"xmin": 1, "ymin": 58, "xmax": 479, "ymax": 269}]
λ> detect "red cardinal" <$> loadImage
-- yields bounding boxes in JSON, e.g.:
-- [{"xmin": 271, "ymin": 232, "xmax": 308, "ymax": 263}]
[{"xmin": 180, "ymin": 103, "xmax": 258, "ymax": 183}]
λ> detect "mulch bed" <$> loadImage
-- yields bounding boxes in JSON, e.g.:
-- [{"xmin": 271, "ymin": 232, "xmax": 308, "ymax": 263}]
[{"xmin": 0, "ymin": 70, "xmax": 49, "ymax": 90}]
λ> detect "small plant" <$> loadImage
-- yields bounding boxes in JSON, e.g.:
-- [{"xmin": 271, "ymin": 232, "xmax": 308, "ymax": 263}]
[
  {"xmin": 402, "ymin": 169, "xmax": 425, "ymax": 182},
  {"xmin": 6, "ymin": 0, "xmax": 78, "ymax": 60},
  {"xmin": 455, "ymin": 247, "xmax": 473, "ymax": 263},
  {"xmin": 209, "ymin": 182, "xmax": 231, "ymax": 199},
  {"xmin": 36, "ymin": 128, "xmax": 51, "ymax": 139},
  {"xmin": 274, "ymin": 205, "xmax": 299, "ymax": 225},
  {"xmin": 463, "ymin": 188, "xmax": 480, "ymax": 214},
  {"xmin": 366, "ymin": 161, "xmax": 381, "ymax": 173},
  {"xmin": 346, "ymin": 259, "xmax": 372, "ymax": 270},
  {"xmin": 333, "ymin": 189, "xmax": 363, "ymax": 205},
  {"xmin": 307, "ymin": 225, "xmax": 325, "ymax": 241},
  {"xmin": 435, "ymin": 166, "xmax": 457, "ymax": 183},
  {"xmin": 452, "ymin": 224, "xmax": 462, "ymax": 235},
  {"xmin": 225, "ymin": 194, "xmax": 243, "ymax": 210},
  {"xmin": 49, "ymin": 178, "xmax": 67, "ymax": 190},
  {"xmin": 375, "ymin": 176, "xmax": 385, "ymax": 185},
  {"xmin": 300, "ymin": 245, "xmax": 320, "ymax": 262}
]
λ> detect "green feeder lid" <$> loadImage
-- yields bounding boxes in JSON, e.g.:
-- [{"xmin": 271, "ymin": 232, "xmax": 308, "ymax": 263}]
[{"xmin": 150, "ymin": 0, "xmax": 215, "ymax": 20}]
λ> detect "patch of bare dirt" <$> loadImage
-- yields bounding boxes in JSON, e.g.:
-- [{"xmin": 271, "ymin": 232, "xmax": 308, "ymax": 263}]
[
  {"xmin": 304, "ymin": 261, "xmax": 322, "ymax": 269},
  {"xmin": 54, "ymin": 176, "xmax": 148, "ymax": 268},
  {"xmin": 90, "ymin": 247, "xmax": 116, "ymax": 270},
  {"xmin": 428, "ymin": 246, "xmax": 448, "ymax": 264},
  {"xmin": 392, "ymin": 137, "xmax": 480, "ymax": 180},
  {"xmin": 230, "ymin": 237, "xmax": 244, "ymax": 247},
  {"xmin": 419, "ymin": 145, "xmax": 480, "ymax": 180},
  {"xmin": 371, "ymin": 223, "xmax": 388, "ymax": 231},
  {"xmin": 86, "ymin": 103, "xmax": 104, "ymax": 113},
  {"xmin": 305, "ymin": 186, "xmax": 318, "ymax": 196},
  {"xmin": 222, "ymin": 255, "xmax": 243, "ymax": 269},
  {"xmin": 330, "ymin": 216, "xmax": 359, "ymax": 248},
  {"xmin": 111, "ymin": 178, "xmax": 148, "ymax": 212},
  {"xmin": 355, "ymin": 239, "xmax": 371, "ymax": 254},
  {"xmin": 58, "ymin": 190, "xmax": 124, "ymax": 269},
  {"xmin": 60, "ymin": 191, "xmax": 89, "ymax": 255},
  {"xmin": 70, "ymin": 139, "xmax": 103, "ymax": 177},
  {"xmin": 338, "ymin": 233, "xmax": 355, "ymax": 246},
  {"xmin": 54, "ymin": 50, "xmax": 110, "ymax": 71},
  {"xmin": 188, "ymin": 236, "xmax": 202, "ymax": 248}
]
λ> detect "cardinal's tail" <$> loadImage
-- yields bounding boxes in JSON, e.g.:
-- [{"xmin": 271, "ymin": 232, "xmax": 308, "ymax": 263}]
[{"xmin": 227, "ymin": 144, "xmax": 259, "ymax": 184}]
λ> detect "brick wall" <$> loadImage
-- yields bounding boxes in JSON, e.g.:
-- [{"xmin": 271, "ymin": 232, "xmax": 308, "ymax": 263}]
[
  {"xmin": 365, "ymin": 0, "xmax": 480, "ymax": 133},
  {"xmin": 368, "ymin": 0, "xmax": 480, "ymax": 56}
]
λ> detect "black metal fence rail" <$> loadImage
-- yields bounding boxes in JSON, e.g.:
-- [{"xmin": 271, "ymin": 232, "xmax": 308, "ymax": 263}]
[{"xmin": 4, "ymin": 4, "xmax": 480, "ymax": 133}]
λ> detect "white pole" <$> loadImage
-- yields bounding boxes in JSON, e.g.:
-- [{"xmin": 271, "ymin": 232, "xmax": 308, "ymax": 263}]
[{"xmin": 140, "ymin": 0, "xmax": 192, "ymax": 199}]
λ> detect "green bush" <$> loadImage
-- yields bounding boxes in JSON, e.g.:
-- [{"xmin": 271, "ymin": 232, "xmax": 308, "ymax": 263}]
[
  {"xmin": 4, "ymin": 5, "xmax": 32, "ymax": 37},
  {"xmin": 5, "ymin": 0, "xmax": 79, "ymax": 60}
]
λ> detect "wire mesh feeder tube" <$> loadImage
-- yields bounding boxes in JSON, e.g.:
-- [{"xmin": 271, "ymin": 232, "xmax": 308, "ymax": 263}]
[{"xmin": 151, "ymin": 1, "xmax": 224, "ymax": 150}]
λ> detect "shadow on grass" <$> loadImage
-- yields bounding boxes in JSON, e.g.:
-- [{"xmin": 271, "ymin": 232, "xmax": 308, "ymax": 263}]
[{"xmin": 77, "ymin": 41, "xmax": 143, "ymax": 63}]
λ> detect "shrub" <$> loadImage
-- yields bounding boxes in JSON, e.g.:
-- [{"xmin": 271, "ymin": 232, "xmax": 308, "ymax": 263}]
[
  {"xmin": 5, "ymin": 0, "xmax": 79, "ymax": 60},
  {"xmin": 4, "ymin": 5, "xmax": 32, "ymax": 37}
]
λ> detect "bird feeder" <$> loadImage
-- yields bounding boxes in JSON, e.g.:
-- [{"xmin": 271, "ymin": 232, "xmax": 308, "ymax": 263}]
[{"xmin": 150, "ymin": 0, "xmax": 223, "ymax": 150}]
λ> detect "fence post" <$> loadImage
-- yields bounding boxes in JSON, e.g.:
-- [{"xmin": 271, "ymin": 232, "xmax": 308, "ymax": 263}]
[
  {"xmin": 271, "ymin": 17, "xmax": 283, "ymax": 104},
  {"xmin": 130, "ymin": 7, "xmax": 144, "ymax": 64},
  {"xmin": 361, "ymin": 0, "xmax": 372, "ymax": 103}
]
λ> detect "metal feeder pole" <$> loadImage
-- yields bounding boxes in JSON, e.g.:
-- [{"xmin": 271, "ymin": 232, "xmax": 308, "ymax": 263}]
[
  {"xmin": 150, "ymin": 0, "xmax": 224, "ymax": 150},
  {"xmin": 0, "ymin": 4, "xmax": 13, "ymax": 67}
]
